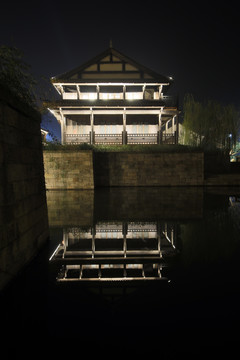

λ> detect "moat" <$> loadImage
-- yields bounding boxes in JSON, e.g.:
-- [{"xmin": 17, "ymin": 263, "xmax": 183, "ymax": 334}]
[{"xmin": 1, "ymin": 187, "xmax": 240, "ymax": 358}]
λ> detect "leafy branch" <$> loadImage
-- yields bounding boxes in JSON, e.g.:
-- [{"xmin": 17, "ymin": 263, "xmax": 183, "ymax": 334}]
[
  {"xmin": 0, "ymin": 45, "xmax": 37, "ymax": 108},
  {"xmin": 183, "ymin": 94, "xmax": 240, "ymax": 150}
]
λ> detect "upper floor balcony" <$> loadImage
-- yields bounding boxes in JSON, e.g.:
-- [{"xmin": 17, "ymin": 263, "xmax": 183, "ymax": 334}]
[{"xmin": 58, "ymin": 84, "xmax": 170, "ymax": 102}]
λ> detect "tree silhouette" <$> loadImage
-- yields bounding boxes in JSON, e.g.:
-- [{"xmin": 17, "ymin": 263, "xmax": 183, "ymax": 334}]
[{"xmin": 0, "ymin": 45, "xmax": 37, "ymax": 108}]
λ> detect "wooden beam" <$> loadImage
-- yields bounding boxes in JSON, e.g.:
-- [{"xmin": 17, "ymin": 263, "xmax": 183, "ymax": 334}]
[
  {"xmin": 76, "ymin": 84, "xmax": 80, "ymax": 99},
  {"xmin": 61, "ymin": 109, "xmax": 164, "ymax": 115},
  {"xmin": 54, "ymin": 82, "xmax": 169, "ymax": 86}
]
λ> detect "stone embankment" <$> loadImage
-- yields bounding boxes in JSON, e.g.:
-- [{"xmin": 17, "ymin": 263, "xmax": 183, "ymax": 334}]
[
  {"xmin": 43, "ymin": 149, "xmax": 240, "ymax": 189},
  {"xmin": 43, "ymin": 150, "xmax": 204, "ymax": 188},
  {"xmin": 0, "ymin": 85, "xmax": 49, "ymax": 290}
]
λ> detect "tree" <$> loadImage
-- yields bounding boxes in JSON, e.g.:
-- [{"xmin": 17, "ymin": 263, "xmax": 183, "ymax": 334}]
[
  {"xmin": 183, "ymin": 94, "xmax": 204, "ymax": 146},
  {"xmin": 183, "ymin": 94, "xmax": 240, "ymax": 150},
  {"xmin": 0, "ymin": 45, "xmax": 60, "ymax": 141},
  {"xmin": 0, "ymin": 45, "xmax": 37, "ymax": 108}
]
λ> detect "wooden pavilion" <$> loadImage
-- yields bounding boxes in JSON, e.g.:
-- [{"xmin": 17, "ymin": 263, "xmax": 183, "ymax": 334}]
[{"xmin": 46, "ymin": 46, "xmax": 179, "ymax": 145}]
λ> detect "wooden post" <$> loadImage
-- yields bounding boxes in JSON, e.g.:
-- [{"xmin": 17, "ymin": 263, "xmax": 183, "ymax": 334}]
[
  {"xmin": 76, "ymin": 84, "xmax": 80, "ymax": 99},
  {"xmin": 172, "ymin": 115, "xmax": 176, "ymax": 144},
  {"xmin": 60, "ymin": 120, "xmax": 64, "ymax": 144},
  {"xmin": 172, "ymin": 115, "xmax": 176, "ymax": 135},
  {"xmin": 123, "ymin": 85, "xmax": 126, "ymax": 100},
  {"xmin": 158, "ymin": 85, "xmax": 163, "ymax": 99},
  {"xmin": 158, "ymin": 111, "xmax": 162, "ymax": 144},
  {"xmin": 122, "ymin": 109, "xmax": 127, "ymax": 144},
  {"xmin": 90, "ymin": 111, "xmax": 94, "ymax": 144},
  {"xmin": 142, "ymin": 84, "xmax": 146, "ymax": 100},
  {"xmin": 60, "ymin": 108, "xmax": 66, "ymax": 144},
  {"xmin": 97, "ymin": 85, "xmax": 100, "ymax": 100},
  {"xmin": 175, "ymin": 114, "xmax": 179, "ymax": 144}
]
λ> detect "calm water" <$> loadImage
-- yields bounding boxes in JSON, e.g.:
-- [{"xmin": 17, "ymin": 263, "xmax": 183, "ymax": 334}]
[{"xmin": 1, "ymin": 187, "xmax": 240, "ymax": 358}]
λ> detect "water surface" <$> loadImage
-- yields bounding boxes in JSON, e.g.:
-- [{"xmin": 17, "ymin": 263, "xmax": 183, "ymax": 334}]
[{"xmin": 1, "ymin": 187, "xmax": 240, "ymax": 358}]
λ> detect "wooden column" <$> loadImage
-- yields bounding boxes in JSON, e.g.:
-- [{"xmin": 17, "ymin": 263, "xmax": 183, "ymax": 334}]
[
  {"xmin": 122, "ymin": 109, "xmax": 127, "ymax": 144},
  {"xmin": 158, "ymin": 111, "xmax": 162, "ymax": 144},
  {"xmin": 76, "ymin": 85, "xmax": 80, "ymax": 99},
  {"xmin": 173, "ymin": 115, "xmax": 176, "ymax": 134},
  {"xmin": 60, "ymin": 120, "xmax": 64, "ymax": 144},
  {"xmin": 175, "ymin": 114, "xmax": 179, "ymax": 144},
  {"xmin": 60, "ymin": 108, "xmax": 66, "ymax": 144},
  {"xmin": 97, "ymin": 85, "xmax": 100, "ymax": 100},
  {"xmin": 90, "ymin": 110, "xmax": 94, "ymax": 144},
  {"xmin": 158, "ymin": 85, "xmax": 163, "ymax": 99},
  {"xmin": 173, "ymin": 115, "xmax": 177, "ymax": 144},
  {"xmin": 123, "ymin": 85, "xmax": 126, "ymax": 100},
  {"xmin": 142, "ymin": 85, "xmax": 146, "ymax": 100}
]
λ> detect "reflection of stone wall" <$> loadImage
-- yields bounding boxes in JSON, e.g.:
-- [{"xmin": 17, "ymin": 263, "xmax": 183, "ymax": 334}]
[
  {"xmin": 46, "ymin": 188, "xmax": 203, "ymax": 230},
  {"xmin": 47, "ymin": 190, "xmax": 94, "ymax": 227},
  {"xmin": 0, "ymin": 85, "xmax": 49, "ymax": 290},
  {"xmin": 94, "ymin": 152, "xmax": 204, "ymax": 187},
  {"xmin": 94, "ymin": 187, "xmax": 203, "ymax": 221},
  {"xmin": 43, "ymin": 151, "xmax": 94, "ymax": 189}
]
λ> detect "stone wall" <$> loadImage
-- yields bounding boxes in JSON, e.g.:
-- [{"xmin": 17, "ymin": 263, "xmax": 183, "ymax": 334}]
[
  {"xmin": 43, "ymin": 151, "xmax": 94, "ymax": 189},
  {"xmin": 94, "ymin": 152, "xmax": 204, "ymax": 187},
  {"xmin": 43, "ymin": 150, "xmax": 203, "ymax": 189},
  {"xmin": 0, "ymin": 85, "xmax": 49, "ymax": 290},
  {"xmin": 204, "ymin": 151, "xmax": 230, "ymax": 174}
]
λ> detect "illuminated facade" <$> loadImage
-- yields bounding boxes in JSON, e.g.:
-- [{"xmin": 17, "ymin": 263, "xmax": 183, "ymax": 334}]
[{"xmin": 47, "ymin": 46, "xmax": 179, "ymax": 145}]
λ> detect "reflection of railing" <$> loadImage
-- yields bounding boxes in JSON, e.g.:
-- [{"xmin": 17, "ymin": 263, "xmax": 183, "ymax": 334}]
[
  {"xmin": 95, "ymin": 134, "xmax": 122, "ymax": 144},
  {"xmin": 52, "ymin": 237, "xmax": 171, "ymax": 259},
  {"xmin": 66, "ymin": 134, "xmax": 90, "ymax": 144},
  {"xmin": 127, "ymin": 133, "xmax": 158, "ymax": 144},
  {"xmin": 58, "ymin": 263, "xmax": 164, "ymax": 281},
  {"xmin": 49, "ymin": 221, "xmax": 177, "ymax": 282}
]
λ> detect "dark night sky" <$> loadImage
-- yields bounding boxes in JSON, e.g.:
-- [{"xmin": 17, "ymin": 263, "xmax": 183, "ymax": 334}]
[{"xmin": 1, "ymin": 1, "xmax": 239, "ymax": 138}]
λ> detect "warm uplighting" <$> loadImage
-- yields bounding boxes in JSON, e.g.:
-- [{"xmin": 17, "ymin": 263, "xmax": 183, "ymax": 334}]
[
  {"xmin": 99, "ymin": 93, "xmax": 123, "ymax": 100},
  {"xmin": 126, "ymin": 92, "xmax": 143, "ymax": 100},
  {"xmin": 80, "ymin": 93, "xmax": 97, "ymax": 100}
]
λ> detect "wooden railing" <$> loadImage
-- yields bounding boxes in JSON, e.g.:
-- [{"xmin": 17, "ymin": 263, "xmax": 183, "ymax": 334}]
[
  {"xmin": 65, "ymin": 134, "xmax": 90, "ymax": 144},
  {"xmin": 127, "ymin": 133, "xmax": 158, "ymax": 144},
  {"xmin": 95, "ymin": 134, "xmax": 122, "ymax": 144},
  {"xmin": 161, "ymin": 133, "xmax": 176, "ymax": 144},
  {"xmin": 65, "ymin": 132, "xmax": 177, "ymax": 145}
]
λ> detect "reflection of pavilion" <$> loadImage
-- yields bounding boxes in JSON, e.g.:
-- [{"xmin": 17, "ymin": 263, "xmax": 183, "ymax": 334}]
[{"xmin": 50, "ymin": 221, "xmax": 177, "ymax": 282}]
